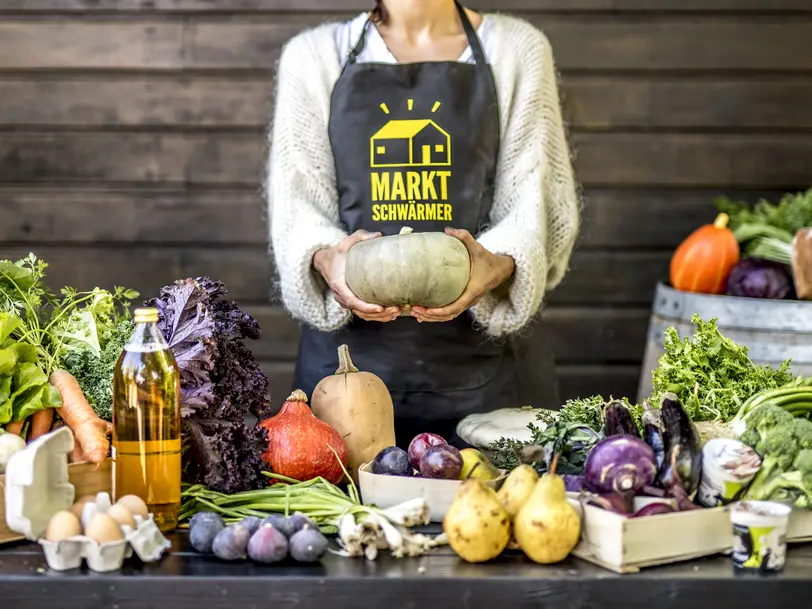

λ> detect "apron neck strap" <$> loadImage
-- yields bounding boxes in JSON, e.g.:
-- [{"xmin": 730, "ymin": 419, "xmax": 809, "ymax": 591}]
[{"xmin": 344, "ymin": 2, "xmax": 486, "ymax": 69}]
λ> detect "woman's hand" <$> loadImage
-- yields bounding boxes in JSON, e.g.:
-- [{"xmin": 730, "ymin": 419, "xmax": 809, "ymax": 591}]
[
  {"xmin": 410, "ymin": 228, "xmax": 515, "ymax": 323},
  {"xmin": 313, "ymin": 230, "xmax": 401, "ymax": 322}
]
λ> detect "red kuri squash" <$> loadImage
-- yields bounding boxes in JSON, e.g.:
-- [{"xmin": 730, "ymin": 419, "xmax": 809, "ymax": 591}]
[
  {"xmin": 259, "ymin": 389, "xmax": 348, "ymax": 485},
  {"xmin": 670, "ymin": 213, "xmax": 740, "ymax": 295}
]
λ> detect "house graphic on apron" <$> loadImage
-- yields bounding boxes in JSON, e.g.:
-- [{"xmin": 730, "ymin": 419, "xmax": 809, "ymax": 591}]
[{"xmin": 370, "ymin": 112, "xmax": 451, "ymax": 169}]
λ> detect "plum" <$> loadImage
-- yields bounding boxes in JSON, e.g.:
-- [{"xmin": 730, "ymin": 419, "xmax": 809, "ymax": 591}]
[
  {"xmin": 247, "ymin": 525, "xmax": 289, "ymax": 563},
  {"xmin": 289, "ymin": 528, "xmax": 328, "ymax": 563},
  {"xmin": 419, "ymin": 444, "xmax": 463, "ymax": 480},
  {"xmin": 189, "ymin": 517, "xmax": 225, "ymax": 554},
  {"xmin": 212, "ymin": 523, "xmax": 251, "ymax": 560},
  {"xmin": 240, "ymin": 516, "xmax": 262, "ymax": 536},
  {"xmin": 189, "ymin": 511, "xmax": 223, "ymax": 530},
  {"xmin": 282, "ymin": 512, "xmax": 316, "ymax": 538},
  {"xmin": 372, "ymin": 446, "xmax": 412, "ymax": 476},
  {"xmin": 407, "ymin": 433, "xmax": 447, "ymax": 469},
  {"xmin": 261, "ymin": 514, "xmax": 288, "ymax": 532}
]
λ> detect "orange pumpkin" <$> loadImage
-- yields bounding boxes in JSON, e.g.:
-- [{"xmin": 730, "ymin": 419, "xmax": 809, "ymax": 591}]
[{"xmin": 670, "ymin": 213, "xmax": 740, "ymax": 295}]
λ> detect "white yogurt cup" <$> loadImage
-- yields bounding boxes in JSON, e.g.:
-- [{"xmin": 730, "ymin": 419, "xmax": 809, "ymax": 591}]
[
  {"xmin": 698, "ymin": 438, "xmax": 761, "ymax": 507},
  {"xmin": 730, "ymin": 501, "xmax": 792, "ymax": 572}
]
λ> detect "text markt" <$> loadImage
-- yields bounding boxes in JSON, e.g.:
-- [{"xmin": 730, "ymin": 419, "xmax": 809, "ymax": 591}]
[{"xmin": 370, "ymin": 170, "xmax": 453, "ymax": 222}]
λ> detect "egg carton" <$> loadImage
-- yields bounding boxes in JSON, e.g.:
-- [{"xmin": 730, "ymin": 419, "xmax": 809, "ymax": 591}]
[
  {"xmin": 40, "ymin": 492, "xmax": 171, "ymax": 571},
  {"xmin": 4, "ymin": 428, "xmax": 171, "ymax": 571}
]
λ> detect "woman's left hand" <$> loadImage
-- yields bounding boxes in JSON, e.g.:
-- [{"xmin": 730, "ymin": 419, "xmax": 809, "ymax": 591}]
[{"xmin": 410, "ymin": 228, "xmax": 515, "ymax": 323}]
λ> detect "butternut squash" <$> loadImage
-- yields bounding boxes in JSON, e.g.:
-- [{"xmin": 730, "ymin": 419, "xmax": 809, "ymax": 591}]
[{"xmin": 309, "ymin": 345, "xmax": 395, "ymax": 480}]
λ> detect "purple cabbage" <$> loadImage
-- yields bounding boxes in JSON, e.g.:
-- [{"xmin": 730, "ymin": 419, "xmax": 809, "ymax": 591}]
[
  {"xmin": 583, "ymin": 434, "xmax": 658, "ymax": 494},
  {"xmin": 726, "ymin": 257, "xmax": 792, "ymax": 300},
  {"xmin": 148, "ymin": 278, "xmax": 271, "ymax": 494}
]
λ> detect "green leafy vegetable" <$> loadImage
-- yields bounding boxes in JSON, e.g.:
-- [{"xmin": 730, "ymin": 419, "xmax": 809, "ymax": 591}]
[
  {"xmin": 740, "ymin": 404, "xmax": 812, "ymax": 507},
  {"xmin": 63, "ymin": 320, "xmax": 133, "ymax": 422},
  {"xmin": 717, "ymin": 189, "xmax": 812, "ymax": 237},
  {"xmin": 0, "ymin": 253, "xmax": 138, "ymax": 427},
  {"xmin": 651, "ymin": 314, "xmax": 792, "ymax": 422},
  {"xmin": 716, "ymin": 189, "xmax": 812, "ymax": 265},
  {"xmin": 489, "ymin": 397, "xmax": 609, "ymax": 471},
  {"xmin": 489, "ymin": 396, "xmax": 643, "ymax": 470}
]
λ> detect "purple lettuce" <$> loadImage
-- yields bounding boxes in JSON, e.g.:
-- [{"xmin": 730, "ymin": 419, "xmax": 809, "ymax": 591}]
[{"xmin": 148, "ymin": 278, "xmax": 270, "ymax": 493}]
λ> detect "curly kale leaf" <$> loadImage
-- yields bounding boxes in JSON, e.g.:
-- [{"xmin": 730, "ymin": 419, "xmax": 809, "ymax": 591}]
[
  {"xmin": 182, "ymin": 418, "xmax": 269, "ymax": 495},
  {"xmin": 211, "ymin": 338, "xmax": 272, "ymax": 421},
  {"xmin": 651, "ymin": 315, "xmax": 792, "ymax": 422},
  {"xmin": 63, "ymin": 320, "xmax": 133, "ymax": 421},
  {"xmin": 148, "ymin": 279, "xmax": 217, "ymax": 388},
  {"xmin": 149, "ymin": 277, "xmax": 272, "ymax": 493}
]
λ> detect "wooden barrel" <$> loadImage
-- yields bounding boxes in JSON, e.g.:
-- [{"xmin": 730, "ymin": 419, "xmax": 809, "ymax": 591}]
[{"xmin": 637, "ymin": 283, "xmax": 812, "ymax": 402}]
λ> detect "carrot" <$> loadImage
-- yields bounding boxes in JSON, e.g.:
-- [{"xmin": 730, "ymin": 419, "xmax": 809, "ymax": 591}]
[
  {"xmin": 29, "ymin": 408, "xmax": 54, "ymax": 441},
  {"xmin": 4, "ymin": 419, "xmax": 26, "ymax": 438},
  {"xmin": 50, "ymin": 369, "xmax": 110, "ymax": 464}
]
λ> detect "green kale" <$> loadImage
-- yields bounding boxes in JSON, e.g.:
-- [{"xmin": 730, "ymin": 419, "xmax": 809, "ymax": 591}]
[
  {"xmin": 63, "ymin": 320, "xmax": 133, "ymax": 422},
  {"xmin": 651, "ymin": 315, "xmax": 792, "ymax": 422}
]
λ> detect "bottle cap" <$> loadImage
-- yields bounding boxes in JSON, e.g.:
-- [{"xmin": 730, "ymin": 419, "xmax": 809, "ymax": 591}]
[{"xmin": 133, "ymin": 307, "xmax": 160, "ymax": 324}]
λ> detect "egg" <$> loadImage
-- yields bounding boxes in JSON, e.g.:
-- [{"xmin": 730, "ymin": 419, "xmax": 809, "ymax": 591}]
[
  {"xmin": 69, "ymin": 494, "xmax": 98, "ymax": 518},
  {"xmin": 85, "ymin": 513, "xmax": 125, "ymax": 545},
  {"xmin": 115, "ymin": 495, "xmax": 148, "ymax": 519},
  {"xmin": 106, "ymin": 503, "xmax": 136, "ymax": 530},
  {"xmin": 45, "ymin": 510, "xmax": 83, "ymax": 541}
]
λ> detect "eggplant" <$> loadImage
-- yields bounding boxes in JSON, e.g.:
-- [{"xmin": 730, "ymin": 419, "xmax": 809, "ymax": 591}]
[
  {"xmin": 631, "ymin": 503, "xmax": 675, "ymax": 518},
  {"xmin": 657, "ymin": 392, "xmax": 702, "ymax": 496},
  {"xmin": 641, "ymin": 485, "xmax": 666, "ymax": 498},
  {"xmin": 580, "ymin": 490, "xmax": 635, "ymax": 515},
  {"xmin": 641, "ymin": 402, "xmax": 667, "ymax": 471},
  {"xmin": 662, "ymin": 446, "xmax": 702, "ymax": 511},
  {"xmin": 603, "ymin": 400, "xmax": 639, "ymax": 437},
  {"xmin": 583, "ymin": 434, "xmax": 658, "ymax": 494}
]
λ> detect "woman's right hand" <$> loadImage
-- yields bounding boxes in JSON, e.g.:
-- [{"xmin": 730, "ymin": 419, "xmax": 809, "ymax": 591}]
[{"xmin": 313, "ymin": 230, "xmax": 401, "ymax": 322}]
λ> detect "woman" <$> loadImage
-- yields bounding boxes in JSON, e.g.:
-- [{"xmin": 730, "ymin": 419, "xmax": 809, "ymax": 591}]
[{"xmin": 268, "ymin": 0, "xmax": 579, "ymax": 447}]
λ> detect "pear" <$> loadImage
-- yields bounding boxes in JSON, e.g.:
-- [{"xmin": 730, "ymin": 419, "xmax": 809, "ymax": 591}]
[
  {"xmin": 459, "ymin": 448, "xmax": 500, "ymax": 481},
  {"xmin": 496, "ymin": 464, "xmax": 538, "ymax": 518},
  {"xmin": 514, "ymin": 455, "xmax": 581, "ymax": 564},
  {"xmin": 443, "ymin": 479, "xmax": 511, "ymax": 563}
]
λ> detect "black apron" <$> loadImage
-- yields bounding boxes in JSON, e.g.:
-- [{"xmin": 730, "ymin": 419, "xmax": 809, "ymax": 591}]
[{"xmin": 294, "ymin": 3, "xmax": 560, "ymax": 448}]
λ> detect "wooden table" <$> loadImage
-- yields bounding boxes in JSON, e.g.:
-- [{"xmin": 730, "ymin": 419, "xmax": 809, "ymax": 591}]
[{"xmin": 1, "ymin": 533, "xmax": 810, "ymax": 609}]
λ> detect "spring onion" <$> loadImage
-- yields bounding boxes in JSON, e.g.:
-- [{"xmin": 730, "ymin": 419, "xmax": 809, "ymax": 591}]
[{"xmin": 730, "ymin": 377, "xmax": 812, "ymax": 434}]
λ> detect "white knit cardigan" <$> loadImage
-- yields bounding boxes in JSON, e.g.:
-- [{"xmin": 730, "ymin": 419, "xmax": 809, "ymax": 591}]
[{"xmin": 267, "ymin": 14, "xmax": 580, "ymax": 337}]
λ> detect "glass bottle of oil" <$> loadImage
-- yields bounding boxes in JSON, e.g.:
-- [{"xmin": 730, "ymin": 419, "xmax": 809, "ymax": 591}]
[{"xmin": 112, "ymin": 307, "xmax": 181, "ymax": 532}]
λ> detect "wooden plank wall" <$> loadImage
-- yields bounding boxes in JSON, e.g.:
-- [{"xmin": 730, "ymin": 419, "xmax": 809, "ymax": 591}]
[{"xmin": 1, "ymin": 1, "xmax": 811, "ymax": 408}]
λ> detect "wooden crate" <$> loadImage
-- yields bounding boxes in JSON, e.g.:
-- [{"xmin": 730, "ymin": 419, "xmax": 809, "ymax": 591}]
[
  {"xmin": 570, "ymin": 500, "xmax": 812, "ymax": 574},
  {"xmin": 0, "ymin": 458, "xmax": 112, "ymax": 544}
]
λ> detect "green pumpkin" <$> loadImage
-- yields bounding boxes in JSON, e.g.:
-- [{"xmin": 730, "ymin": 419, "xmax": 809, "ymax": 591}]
[{"xmin": 345, "ymin": 227, "xmax": 471, "ymax": 308}]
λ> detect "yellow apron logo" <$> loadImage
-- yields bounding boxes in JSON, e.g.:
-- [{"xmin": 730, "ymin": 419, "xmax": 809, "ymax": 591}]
[{"xmin": 370, "ymin": 100, "xmax": 453, "ymax": 223}]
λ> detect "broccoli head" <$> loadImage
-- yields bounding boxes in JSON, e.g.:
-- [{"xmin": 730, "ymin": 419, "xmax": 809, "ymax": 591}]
[
  {"xmin": 747, "ymin": 403, "xmax": 795, "ymax": 434},
  {"xmin": 747, "ymin": 449, "xmax": 812, "ymax": 506},
  {"xmin": 792, "ymin": 418, "xmax": 812, "ymax": 450},
  {"xmin": 741, "ymin": 405, "xmax": 812, "ymax": 506},
  {"xmin": 741, "ymin": 404, "xmax": 801, "ymax": 501}
]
